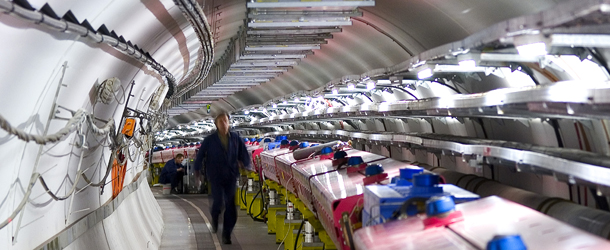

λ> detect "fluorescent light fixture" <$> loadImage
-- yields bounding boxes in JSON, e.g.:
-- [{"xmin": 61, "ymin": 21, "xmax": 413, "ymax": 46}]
[
  {"xmin": 245, "ymin": 45, "xmax": 321, "ymax": 51},
  {"xmin": 232, "ymin": 61, "xmax": 297, "ymax": 67},
  {"xmin": 224, "ymin": 74, "xmax": 279, "ymax": 78},
  {"xmin": 551, "ymin": 34, "xmax": 610, "ymax": 48},
  {"xmin": 324, "ymin": 94, "xmax": 355, "ymax": 98},
  {"xmin": 194, "ymin": 90, "xmax": 235, "ymax": 94},
  {"xmin": 458, "ymin": 59, "xmax": 477, "ymax": 68},
  {"xmin": 207, "ymin": 87, "xmax": 249, "ymax": 90},
  {"xmin": 218, "ymin": 78, "xmax": 269, "ymax": 82},
  {"xmin": 417, "ymin": 68, "xmax": 433, "ymax": 79},
  {"xmin": 347, "ymin": 83, "xmax": 355, "ymax": 90},
  {"xmin": 247, "ymin": 28, "xmax": 341, "ymax": 35},
  {"xmin": 434, "ymin": 64, "xmax": 487, "ymax": 73},
  {"xmin": 332, "ymin": 88, "xmax": 338, "ymax": 95},
  {"xmin": 366, "ymin": 80, "xmax": 376, "ymax": 90},
  {"xmin": 516, "ymin": 42, "xmax": 547, "ymax": 56},
  {"xmin": 248, "ymin": 21, "xmax": 352, "ymax": 28},
  {"xmin": 272, "ymin": 103, "xmax": 278, "ymax": 108},
  {"xmin": 183, "ymin": 101, "xmax": 213, "ymax": 104},
  {"xmin": 228, "ymin": 68, "xmax": 287, "ymax": 73},
  {"xmin": 247, "ymin": 1, "xmax": 375, "ymax": 8},
  {"xmin": 457, "ymin": 53, "xmax": 480, "ymax": 69},
  {"xmin": 215, "ymin": 83, "xmax": 261, "ymax": 86},
  {"xmin": 240, "ymin": 54, "xmax": 306, "ymax": 60},
  {"xmin": 190, "ymin": 96, "xmax": 228, "ymax": 98}
]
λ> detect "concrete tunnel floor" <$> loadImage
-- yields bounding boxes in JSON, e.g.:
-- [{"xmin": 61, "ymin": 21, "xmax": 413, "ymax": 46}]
[{"xmin": 152, "ymin": 186, "xmax": 279, "ymax": 250}]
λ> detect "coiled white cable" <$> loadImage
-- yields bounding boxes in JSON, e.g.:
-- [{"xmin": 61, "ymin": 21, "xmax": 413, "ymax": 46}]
[{"xmin": 98, "ymin": 77, "xmax": 119, "ymax": 104}]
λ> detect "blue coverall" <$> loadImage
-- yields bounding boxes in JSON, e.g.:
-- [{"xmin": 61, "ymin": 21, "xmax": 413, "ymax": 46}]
[
  {"xmin": 194, "ymin": 131, "xmax": 251, "ymax": 238},
  {"xmin": 159, "ymin": 158, "xmax": 184, "ymax": 189}
]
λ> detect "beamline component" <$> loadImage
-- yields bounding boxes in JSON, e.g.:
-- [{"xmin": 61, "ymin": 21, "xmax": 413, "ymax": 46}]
[{"xmin": 262, "ymin": 129, "xmax": 610, "ymax": 190}]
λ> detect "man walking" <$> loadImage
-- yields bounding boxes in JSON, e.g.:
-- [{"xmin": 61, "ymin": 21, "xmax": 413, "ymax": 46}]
[{"xmin": 195, "ymin": 112, "xmax": 252, "ymax": 244}]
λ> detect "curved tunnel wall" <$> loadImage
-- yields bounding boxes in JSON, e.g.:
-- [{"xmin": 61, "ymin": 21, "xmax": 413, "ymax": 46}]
[{"xmin": 0, "ymin": 1, "xmax": 190, "ymax": 248}]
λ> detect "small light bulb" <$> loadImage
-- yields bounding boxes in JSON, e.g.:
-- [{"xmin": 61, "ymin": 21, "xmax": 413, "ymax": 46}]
[
  {"xmin": 272, "ymin": 103, "xmax": 277, "ymax": 108},
  {"xmin": 417, "ymin": 68, "xmax": 433, "ymax": 79},
  {"xmin": 366, "ymin": 81, "xmax": 375, "ymax": 90},
  {"xmin": 516, "ymin": 42, "xmax": 547, "ymax": 56},
  {"xmin": 347, "ymin": 83, "xmax": 355, "ymax": 90},
  {"xmin": 332, "ymin": 88, "xmax": 338, "ymax": 95},
  {"xmin": 458, "ymin": 59, "xmax": 477, "ymax": 68}
]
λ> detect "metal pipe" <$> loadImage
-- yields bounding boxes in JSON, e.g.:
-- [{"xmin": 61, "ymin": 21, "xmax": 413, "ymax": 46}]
[
  {"xmin": 429, "ymin": 167, "xmax": 610, "ymax": 239},
  {"xmin": 0, "ymin": 0, "xmax": 175, "ymax": 96},
  {"xmin": 292, "ymin": 140, "xmax": 342, "ymax": 160}
]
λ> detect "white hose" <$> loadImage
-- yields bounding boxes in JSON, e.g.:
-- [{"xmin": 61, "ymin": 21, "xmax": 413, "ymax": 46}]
[{"xmin": 0, "ymin": 109, "xmax": 85, "ymax": 145}]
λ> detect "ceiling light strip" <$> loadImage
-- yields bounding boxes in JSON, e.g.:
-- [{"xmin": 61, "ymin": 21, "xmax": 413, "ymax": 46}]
[
  {"xmin": 247, "ymin": 1, "xmax": 375, "ymax": 8},
  {"xmin": 247, "ymin": 28, "xmax": 341, "ymax": 35},
  {"xmin": 245, "ymin": 45, "xmax": 321, "ymax": 51},
  {"xmin": 248, "ymin": 21, "xmax": 352, "ymax": 28}
]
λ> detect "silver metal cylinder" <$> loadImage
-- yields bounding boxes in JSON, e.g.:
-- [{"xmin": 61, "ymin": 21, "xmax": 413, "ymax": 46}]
[
  {"xmin": 287, "ymin": 201, "xmax": 294, "ymax": 220},
  {"xmin": 269, "ymin": 190, "xmax": 276, "ymax": 205},
  {"xmin": 304, "ymin": 220, "xmax": 314, "ymax": 243},
  {"xmin": 287, "ymin": 201, "xmax": 294, "ymax": 212}
]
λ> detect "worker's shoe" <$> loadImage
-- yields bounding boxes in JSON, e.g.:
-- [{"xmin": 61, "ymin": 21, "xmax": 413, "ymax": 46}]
[
  {"xmin": 211, "ymin": 219, "xmax": 218, "ymax": 233},
  {"xmin": 222, "ymin": 235, "xmax": 231, "ymax": 245},
  {"xmin": 170, "ymin": 187, "xmax": 182, "ymax": 194}
]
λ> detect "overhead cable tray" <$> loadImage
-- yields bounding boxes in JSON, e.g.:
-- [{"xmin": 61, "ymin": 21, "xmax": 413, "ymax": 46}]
[{"xmin": 240, "ymin": 81, "xmax": 610, "ymax": 127}]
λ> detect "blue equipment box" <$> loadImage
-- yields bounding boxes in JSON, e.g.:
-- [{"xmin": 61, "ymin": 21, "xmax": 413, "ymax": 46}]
[{"xmin": 363, "ymin": 183, "xmax": 479, "ymax": 226}]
